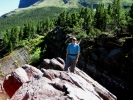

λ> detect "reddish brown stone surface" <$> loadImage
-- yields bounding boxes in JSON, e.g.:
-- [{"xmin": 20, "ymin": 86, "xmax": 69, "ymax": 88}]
[
  {"xmin": 3, "ymin": 74, "xmax": 23, "ymax": 98},
  {"xmin": 2, "ymin": 58, "xmax": 117, "ymax": 100}
]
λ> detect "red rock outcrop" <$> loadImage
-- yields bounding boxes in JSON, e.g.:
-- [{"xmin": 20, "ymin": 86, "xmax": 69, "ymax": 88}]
[{"xmin": 2, "ymin": 57, "xmax": 117, "ymax": 100}]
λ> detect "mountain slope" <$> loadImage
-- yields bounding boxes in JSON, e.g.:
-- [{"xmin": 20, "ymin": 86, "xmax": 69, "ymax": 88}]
[
  {"xmin": 3, "ymin": 0, "xmax": 133, "ymax": 18},
  {"xmin": 0, "ymin": 7, "xmax": 78, "ymax": 33},
  {"xmin": 18, "ymin": 0, "xmax": 81, "ymax": 8},
  {"xmin": 19, "ymin": 0, "xmax": 133, "ymax": 8},
  {"xmin": 0, "ymin": 0, "xmax": 132, "ymax": 33}
]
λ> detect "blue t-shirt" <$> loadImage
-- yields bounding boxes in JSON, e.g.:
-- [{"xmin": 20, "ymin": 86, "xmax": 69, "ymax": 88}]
[{"xmin": 66, "ymin": 43, "xmax": 80, "ymax": 59}]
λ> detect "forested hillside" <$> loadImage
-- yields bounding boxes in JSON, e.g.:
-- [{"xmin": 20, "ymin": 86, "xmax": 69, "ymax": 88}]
[
  {"xmin": 0, "ymin": 0, "xmax": 132, "ymax": 33},
  {"xmin": 0, "ymin": 7, "xmax": 78, "ymax": 33}
]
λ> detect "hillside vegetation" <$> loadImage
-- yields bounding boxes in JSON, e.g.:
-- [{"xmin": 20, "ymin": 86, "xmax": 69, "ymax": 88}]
[
  {"xmin": 31, "ymin": 0, "xmax": 133, "ymax": 7},
  {"xmin": 0, "ymin": 7, "xmax": 78, "ymax": 33},
  {"xmin": 0, "ymin": 0, "xmax": 132, "ymax": 33}
]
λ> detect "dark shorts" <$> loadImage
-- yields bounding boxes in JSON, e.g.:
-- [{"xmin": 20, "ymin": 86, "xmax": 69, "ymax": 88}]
[{"xmin": 64, "ymin": 57, "xmax": 76, "ymax": 72}]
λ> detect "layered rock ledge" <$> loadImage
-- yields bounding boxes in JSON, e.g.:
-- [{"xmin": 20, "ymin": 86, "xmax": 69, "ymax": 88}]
[{"xmin": 2, "ymin": 57, "xmax": 117, "ymax": 100}]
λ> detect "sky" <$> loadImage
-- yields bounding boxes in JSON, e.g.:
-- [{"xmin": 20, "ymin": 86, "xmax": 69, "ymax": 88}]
[{"xmin": 0, "ymin": 0, "xmax": 20, "ymax": 16}]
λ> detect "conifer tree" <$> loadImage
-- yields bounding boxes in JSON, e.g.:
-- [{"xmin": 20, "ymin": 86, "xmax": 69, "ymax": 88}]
[
  {"xmin": 19, "ymin": 27, "xmax": 24, "ymax": 41},
  {"xmin": 9, "ymin": 41, "xmax": 13, "ymax": 52},
  {"xmin": 23, "ymin": 23, "xmax": 29, "ymax": 39},
  {"xmin": 107, "ymin": 4, "xmax": 113, "ymax": 31},
  {"xmin": 66, "ymin": 12, "xmax": 72, "ymax": 27},
  {"xmin": 56, "ymin": 11, "xmax": 67, "ymax": 26},
  {"xmin": 71, "ymin": 11, "xmax": 79, "ymax": 27},
  {"xmin": 112, "ymin": 0, "xmax": 122, "ymax": 28},
  {"xmin": 23, "ymin": 21, "xmax": 36, "ymax": 39},
  {"xmin": 79, "ymin": 7, "xmax": 85, "ymax": 18},
  {"xmin": 94, "ymin": 3, "xmax": 105, "ymax": 31},
  {"xmin": 128, "ymin": 3, "xmax": 133, "ymax": 34},
  {"xmin": 3, "ymin": 33, "xmax": 9, "ymax": 48},
  {"xmin": 10, "ymin": 26, "xmax": 20, "ymax": 46},
  {"xmin": 36, "ymin": 21, "xmax": 42, "ymax": 34},
  {"xmin": 107, "ymin": 4, "xmax": 113, "ymax": 15},
  {"xmin": 45, "ymin": 17, "xmax": 51, "ymax": 32},
  {"xmin": 129, "ymin": 3, "xmax": 133, "ymax": 19},
  {"xmin": 30, "ymin": 23, "xmax": 37, "ymax": 38},
  {"xmin": 14, "ymin": 26, "xmax": 20, "ymax": 43},
  {"xmin": 103, "ymin": 10, "xmax": 109, "ymax": 31},
  {"xmin": 27, "ymin": 22, "xmax": 33, "ymax": 39}
]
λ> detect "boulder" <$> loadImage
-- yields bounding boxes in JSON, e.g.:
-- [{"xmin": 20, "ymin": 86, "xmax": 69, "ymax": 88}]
[
  {"xmin": 3, "ymin": 64, "xmax": 43, "ymax": 98},
  {"xmin": 3, "ymin": 67, "xmax": 29, "ymax": 98},
  {"xmin": 40, "ymin": 57, "xmax": 65, "ymax": 70}
]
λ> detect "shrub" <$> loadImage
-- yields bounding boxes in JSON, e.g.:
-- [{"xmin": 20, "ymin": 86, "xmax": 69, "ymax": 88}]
[{"xmin": 28, "ymin": 47, "xmax": 41, "ymax": 64}]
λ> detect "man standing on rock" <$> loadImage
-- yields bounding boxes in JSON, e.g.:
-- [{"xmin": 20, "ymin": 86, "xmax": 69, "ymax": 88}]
[{"xmin": 64, "ymin": 37, "xmax": 80, "ymax": 73}]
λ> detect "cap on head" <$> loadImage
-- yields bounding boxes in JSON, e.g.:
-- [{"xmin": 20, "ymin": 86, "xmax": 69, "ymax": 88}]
[{"xmin": 72, "ymin": 37, "xmax": 77, "ymax": 41}]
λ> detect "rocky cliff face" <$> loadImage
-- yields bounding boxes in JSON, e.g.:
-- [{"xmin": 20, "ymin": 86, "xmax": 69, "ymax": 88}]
[{"xmin": 18, "ymin": 0, "xmax": 40, "ymax": 8}]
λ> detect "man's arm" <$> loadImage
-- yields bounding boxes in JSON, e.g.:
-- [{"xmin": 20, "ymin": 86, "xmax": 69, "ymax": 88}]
[
  {"xmin": 66, "ymin": 51, "xmax": 68, "ymax": 60},
  {"xmin": 76, "ymin": 45, "xmax": 80, "ymax": 62},
  {"xmin": 76, "ymin": 52, "xmax": 80, "ymax": 62}
]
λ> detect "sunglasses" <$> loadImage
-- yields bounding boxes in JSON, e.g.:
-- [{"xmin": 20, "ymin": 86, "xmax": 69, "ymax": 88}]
[{"xmin": 72, "ymin": 39, "xmax": 76, "ymax": 41}]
